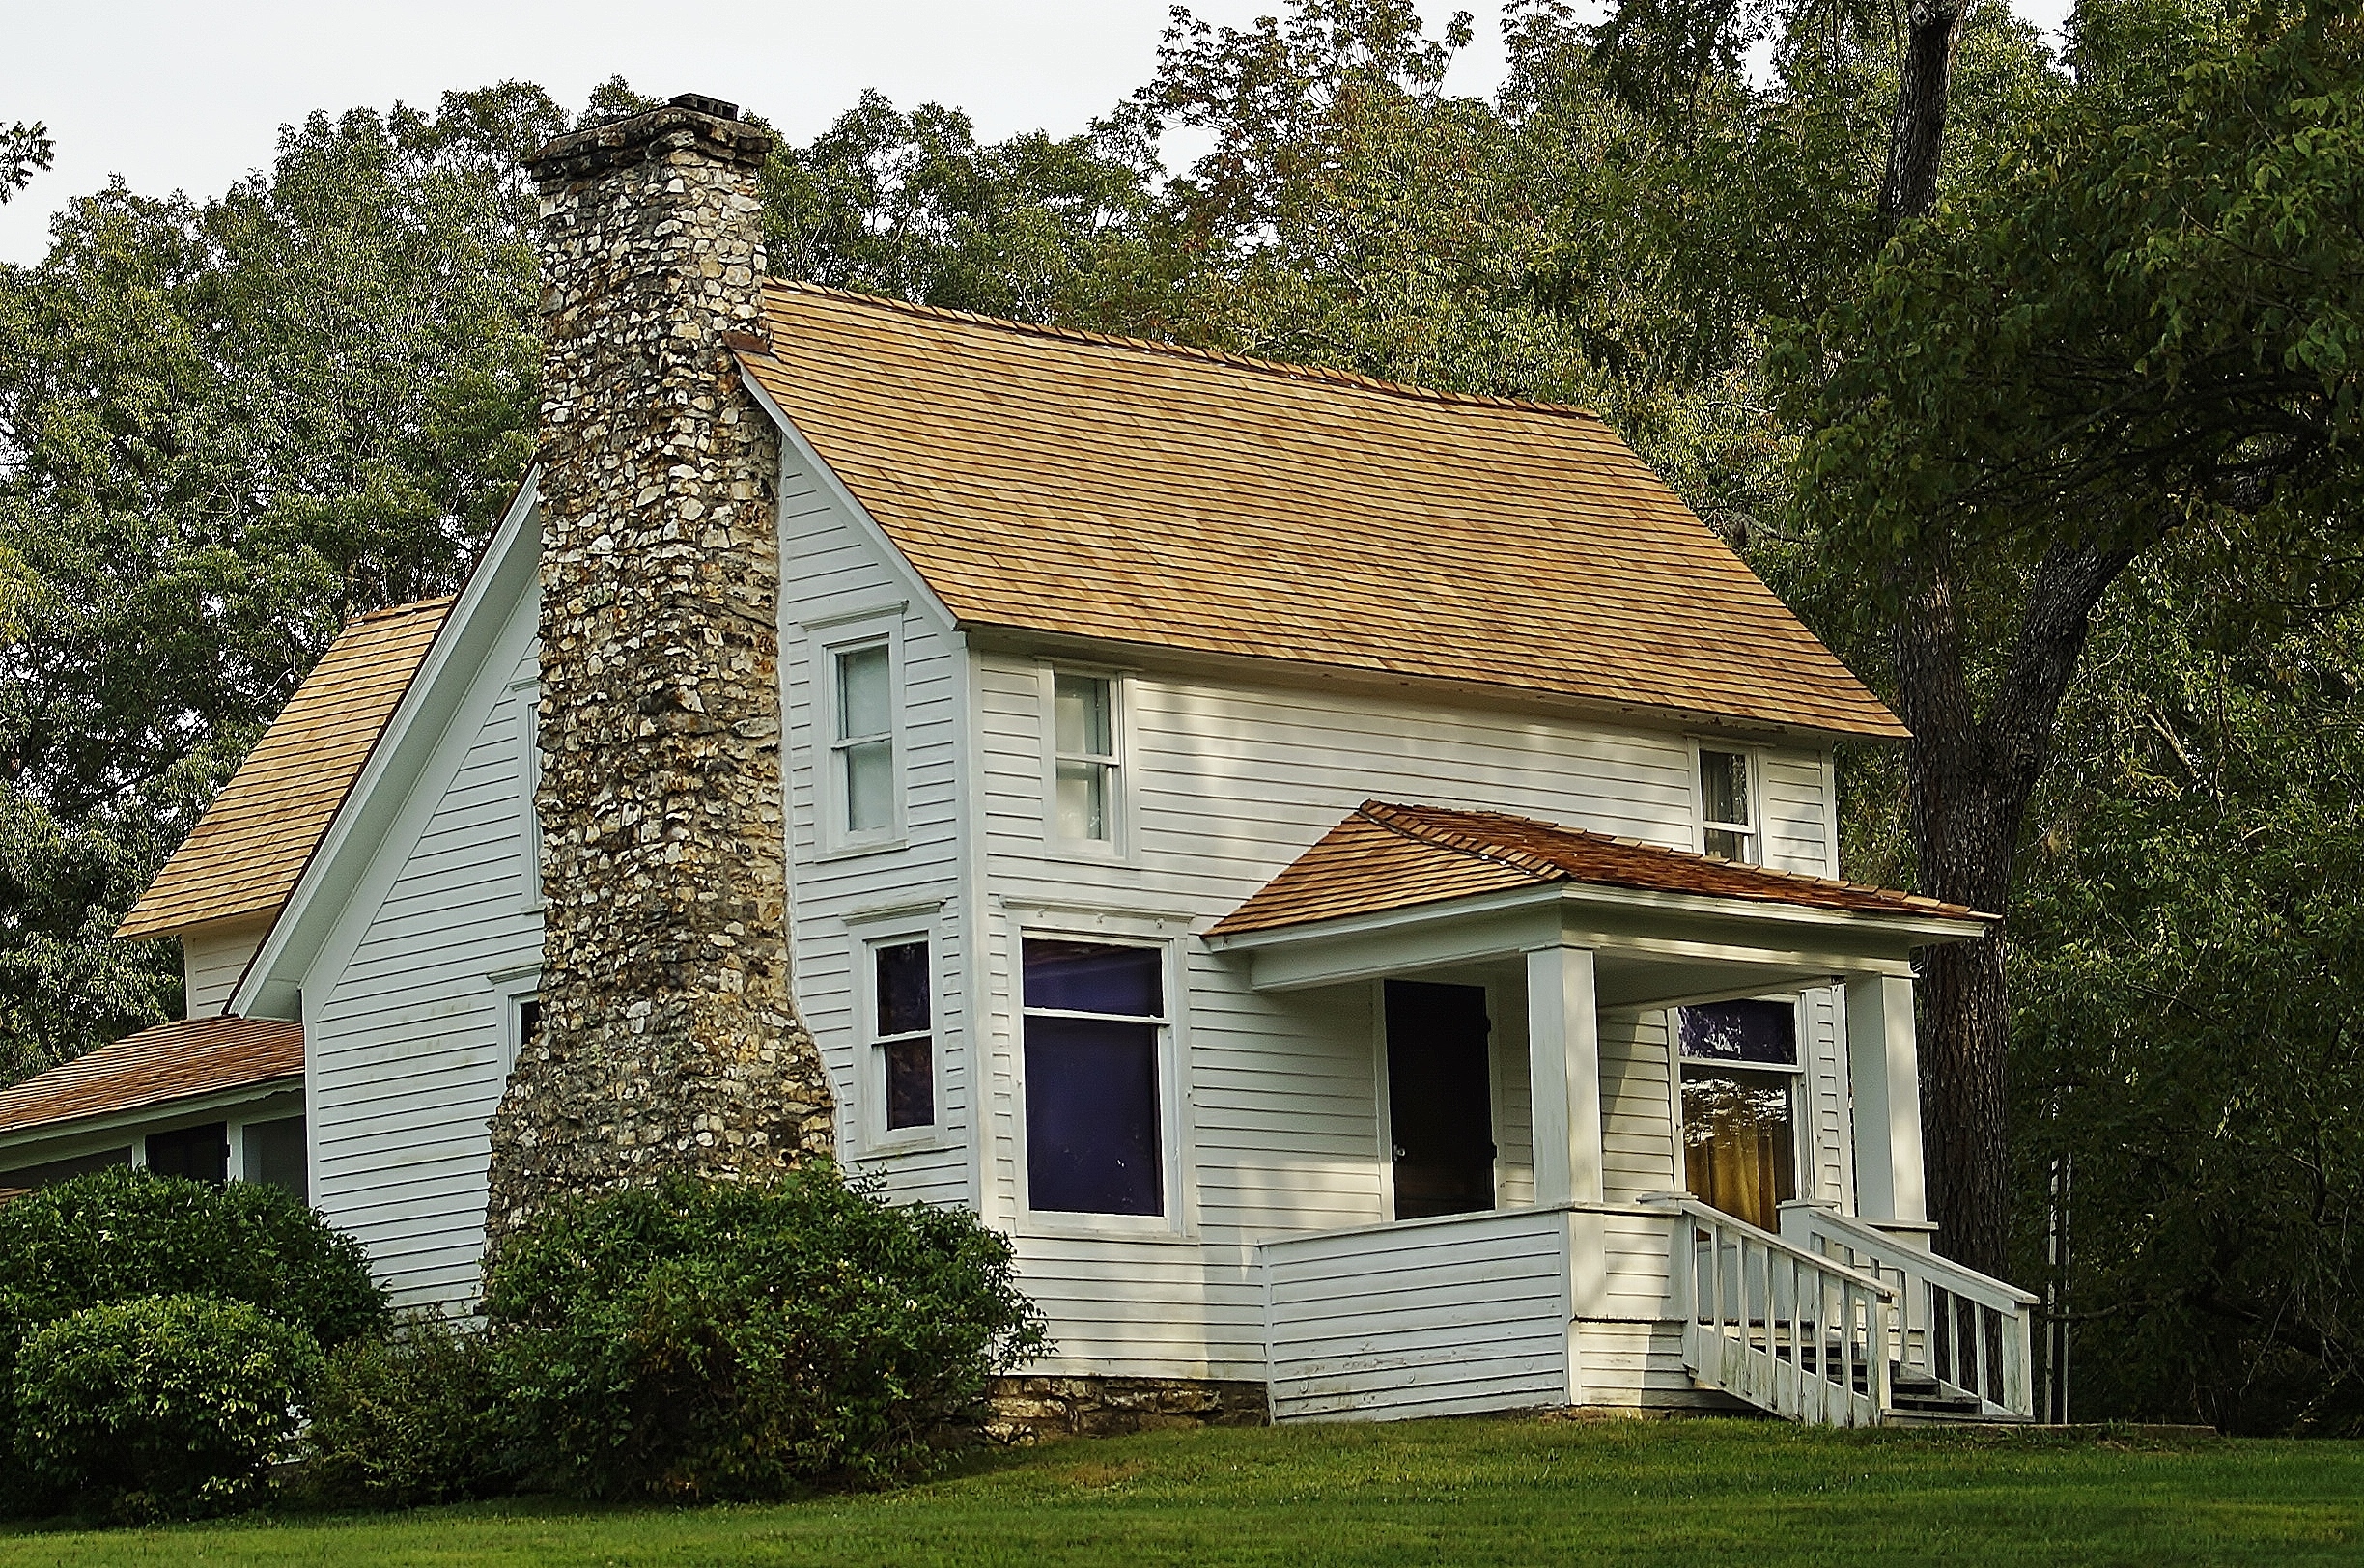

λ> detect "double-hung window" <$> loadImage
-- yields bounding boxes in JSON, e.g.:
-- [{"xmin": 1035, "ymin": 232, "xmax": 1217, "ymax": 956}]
[
  {"xmin": 1698, "ymin": 746, "xmax": 1758, "ymax": 862},
  {"xmin": 830, "ymin": 641, "xmax": 896, "ymax": 843},
  {"xmin": 1052, "ymin": 672, "xmax": 1120, "ymax": 846},
  {"xmin": 871, "ymin": 938, "xmax": 936, "ymax": 1133},
  {"xmin": 1022, "ymin": 938, "xmax": 1165, "ymax": 1216},
  {"xmin": 1676, "ymin": 998, "xmax": 1802, "ymax": 1231}
]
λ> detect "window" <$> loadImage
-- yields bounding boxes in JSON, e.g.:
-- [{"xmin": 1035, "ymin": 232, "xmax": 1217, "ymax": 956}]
[
  {"xmin": 1052, "ymin": 672, "xmax": 1118, "ymax": 844},
  {"xmin": 873, "ymin": 939, "xmax": 936, "ymax": 1132},
  {"xmin": 145, "ymin": 1122, "xmax": 230, "ymax": 1185},
  {"xmin": 831, "ymin": 642, "xmax": 895, "ymax": 840},
  {"xmin": 1022, "ymin": 938, "xmax": 1165, "ymax": 1216},
  {"xmin": 242, "ymin": 1116, "xmax": 308, "ymax": 1200},
  {"xmin": 1699, "ymin": 747, "xmax": 1758, "ymax": 862},
  {"xmin": 1677, "ymin": 999, "xmax": 1801, "ymax": 1231}
]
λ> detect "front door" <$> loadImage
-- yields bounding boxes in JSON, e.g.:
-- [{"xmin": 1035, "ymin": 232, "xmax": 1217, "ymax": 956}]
[{"xmin": 1384, "ymin": 980, "xmax": 1496, "ymax": 1220}]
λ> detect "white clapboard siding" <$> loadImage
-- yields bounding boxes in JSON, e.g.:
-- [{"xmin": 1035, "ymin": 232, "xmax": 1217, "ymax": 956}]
[
  {"xmin": 1760, "ymin": 752, "xmax": 1835, "ymax": 874},
  {"xmin": 182, "ymin": 916, "xmax": 269, "ymax": 1017},
  {"xmin": 777, "ymin": 451, "xmax": 969, "ymax": 1206},
  {"xmin": 1262, "ymin": 1209, "xmax": 1573, "ymax": 1421},
  {"xmin": 971, "ymin": 651, "xmax": 1843, "ymax": 1377},
  {"xmin": 1575, "ymin": 1319, "xmax": 1737, "ymax": 1409},
  {"xmin": 1489, "ymin": 975, "xmax": 1536, "ymax": 1207},
  {"xmin": 1803, "ymin": 987, "xmax": 1849, "ymax": 1205},
  {"xmin": 1600, "ymin": 1008, "xmax": 1678, "ymax": 1206},
  {"xmin": 309, "ymin": 641, "xmax": 541, "ymax": 1309}
]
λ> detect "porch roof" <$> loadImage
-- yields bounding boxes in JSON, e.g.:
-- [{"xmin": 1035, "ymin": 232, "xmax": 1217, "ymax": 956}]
[
  {"xmin": 0, "ymin": 1017, "xmax": 303, "ymax": 1138},
  {"xmin": 1206, "ymin": 801, "xmax": 1992, "ymax": 940}
]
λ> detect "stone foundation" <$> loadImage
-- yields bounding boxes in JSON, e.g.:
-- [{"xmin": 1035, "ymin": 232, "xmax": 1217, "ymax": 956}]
[
  {"xmin": 985, "ymin": 1376, "xmax": 1272, "ymax": 1443},
  {"xmin": 484, "ymin": 96, "xmax": 834, "ymax": 1245}
]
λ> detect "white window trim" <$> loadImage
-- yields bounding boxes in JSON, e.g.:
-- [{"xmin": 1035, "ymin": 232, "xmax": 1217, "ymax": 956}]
[
  {"xmin": 1036, "ymin": 663, "xmax": 1139, "ymax": 864},
  {"xmin": 1666, "ymin": 993, "xmax": 1815, "ymax": 1208},
  {"xmin": 855, "ymin": 918, "xmax": 946, "ymax": 1154},
  {"xmin": 511, "ymin": 674, "xmax": 543, "ymax": 911},
  {"xmin": 817, "ymin": 614, "xmax": 907, "ymax": 858},
  {"xmin": 1009, "ymin": 924, "xmax": 1192, "ymax": 1241},
  {"xmin": 488, "ymin": 966, "xmax": 542, "ymax": 1079},
  {"xmin": 1689, "ymin": 738, "xmax": 1766, "ymax": 866}
]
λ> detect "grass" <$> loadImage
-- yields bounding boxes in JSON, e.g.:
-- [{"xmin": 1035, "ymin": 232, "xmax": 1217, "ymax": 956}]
[{"xmin": 1, "ymin": 1416, "xmax": 2359, "ymax": 1567}]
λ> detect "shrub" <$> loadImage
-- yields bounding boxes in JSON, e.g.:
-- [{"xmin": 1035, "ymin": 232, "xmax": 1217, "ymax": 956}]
[
  {"xmin": 0, "ymin": 1166, "xmax": 384, "ymax": 1407},
  {"xmin": 300, "ymin": 1310, "xmax": 519, "ymax": 1509},
  {"xmin": 484, "ymin": 1167, "xmax": 1046, "ymax": 1500},
  {"xmin": 12, "ymin": 1294, "xmax": 323, "ymax": 1520}
]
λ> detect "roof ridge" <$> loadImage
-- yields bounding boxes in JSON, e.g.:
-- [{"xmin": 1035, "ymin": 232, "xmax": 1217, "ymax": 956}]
[
  {"xmin": 763, "ymin": 280, "xmax": 1606, "ymax": 425},
  {"xmin": 345, "ymin": 595, "xmax": 458, "ymax": 629},
  {"xmin": 1354, "ymin": 800, "xmax": 1570, "ymax": 883},
  {"xmin": 1364, "ymin": 798, "xmax": 1987, "ymax": 919}
]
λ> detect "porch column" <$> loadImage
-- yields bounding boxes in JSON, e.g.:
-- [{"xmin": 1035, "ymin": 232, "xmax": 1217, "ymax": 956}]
[
  {"xmin": 1844, "ymin": 972, "xmax": 1928, "ymax": 1224},
  {"xmin": 1526, "ymin": 942, "xmax": 1605, "ymax": 1207}
]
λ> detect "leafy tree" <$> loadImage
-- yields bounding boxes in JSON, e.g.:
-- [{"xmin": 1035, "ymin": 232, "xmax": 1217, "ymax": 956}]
[
  {"xmin": 0, "ymin": 121, "xmax": 49, "ymax": 206},
  {"xmin": 0, "ymin": 84, "xmax": 562, "ymax": 1077}
]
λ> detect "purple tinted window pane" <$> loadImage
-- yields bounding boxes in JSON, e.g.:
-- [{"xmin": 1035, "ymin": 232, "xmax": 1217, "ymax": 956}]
[
  {"xmin": 1024, "ymin": 1016, "xmax": 1162, "ymax": 1215},
  {"xmin": 1678, "ymin": 999, "xmax": 1798, "ymax": 1067},
  {"xmin": 1022, "ymin": 939, "xmax": 1161, "ymax": 1017},
  {"xmin": 876, "ymin": 940, "xmax": 930, "ymax": 1037},
  {"xmin": 885, "ymin": 1037, "xmax": 935, "ymax": 1130}
]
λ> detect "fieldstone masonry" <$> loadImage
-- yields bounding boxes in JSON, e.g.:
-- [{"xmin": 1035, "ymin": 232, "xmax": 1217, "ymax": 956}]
[{"xmin": 484, "ymin": 96, "xmax": 834, "ymax": 1244}]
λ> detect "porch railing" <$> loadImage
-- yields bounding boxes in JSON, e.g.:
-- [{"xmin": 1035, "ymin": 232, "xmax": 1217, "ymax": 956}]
[
  {"xmin": 1656, "ymin": 1195, "xmax": 1894, "ymax": 1427},
  {"xmin": 1779, "ymin": 1201, "xmax": 2038, "ymax": 1420}
]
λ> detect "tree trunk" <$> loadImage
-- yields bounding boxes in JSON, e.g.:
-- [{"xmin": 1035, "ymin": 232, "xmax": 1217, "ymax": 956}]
[
  {"xmin": 1879, "ymin": 0, "xmax": 1969, "ymax": 224},
  {"xmin": 1892, "ymin": 538, "xmax": 2139, "ymax": 1276}
]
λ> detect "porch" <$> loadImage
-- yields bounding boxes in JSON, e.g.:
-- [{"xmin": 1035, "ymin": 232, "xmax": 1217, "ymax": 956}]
[{"xmin": 1203, "ymin": 802, "xmax": 2036, "ymax": 1426}]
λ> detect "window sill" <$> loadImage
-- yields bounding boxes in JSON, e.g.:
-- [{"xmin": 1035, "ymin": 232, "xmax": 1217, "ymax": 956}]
[
  {"xmin": 814, "ymin": 835, "xmax": 908, "ymax": 864},
  {"xmin": 1015, "ymin": 1211, "xmax": 1196, "ymax": 1245}
]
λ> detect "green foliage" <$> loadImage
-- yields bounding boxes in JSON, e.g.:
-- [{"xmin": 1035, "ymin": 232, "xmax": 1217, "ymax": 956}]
[
  {"xmin": 0, "ymin": 1166, "xmax": 385, "ymax": 1431},
  {"xmin": 2012, "ymin": 564, "xmax": 2364, "ymax": 1433},
  {"xmin": 0, "ymin": 83, "xmax": 561, "ymax": 1078},
  {"xmin": 482, "ymin": 1169, "xmax": 1046, "ymax": 1500},
  {"xmin": 0, "ymin": 121, "xmax": 49, "ymax": 205},
  {"xmin": 298, "ymin": 1311, "xmax": 518, "ymax": 1509},
  {"xmin": 10, "ymin": 1293, "xmax": 322, "ymax": 1521}
]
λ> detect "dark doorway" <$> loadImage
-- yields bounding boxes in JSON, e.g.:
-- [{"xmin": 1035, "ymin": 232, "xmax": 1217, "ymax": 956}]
[{"xmin": 1384, "ymin": 980, "xmax": 1497, "ymax": 1220}]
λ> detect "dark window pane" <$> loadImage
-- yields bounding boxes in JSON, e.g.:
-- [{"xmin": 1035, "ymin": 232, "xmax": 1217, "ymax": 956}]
[
  {"xmin": 1701, "ymin": 748, "xmax": 1750, "ymax": 826},
  {"xmin": 1025, "ymin": 1016, "xmax": 1162, "ymax": 1215},
  {"xmin": 244, "ymin": 1116, "xmax": 308, "ymax": 1201},
  {"xmin": 877, "ymin": 941, "xmax": 931, "ymax": 1036},
  {"xmin": 885, "ymin": 1038, "xmax": 935, "ymax": 1130},
  {"xmin": 1023, "ymin": 939, "xmax": 1161, "ymax": 1017},
  {"xmin": 146, "ymin": 1122, "xmax": 229, "ymax": 1185},
  {"xmin": 0, "ymin": 1146, "xmax": 129, "ymax": 1190},
  {"xmin": 518, "ymin": 1000, "xmax": 542, "ymax": 1052},
  {"xmin": 1678, "ymin": 999, "xmax": 1797, "ymax": 1067},
  {"xmin": 1682, "ymin": 1070, "xmax": 1796, "ymax": 1231}
]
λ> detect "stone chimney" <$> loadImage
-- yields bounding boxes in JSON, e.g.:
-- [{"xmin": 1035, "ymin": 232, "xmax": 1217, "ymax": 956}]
[{"xmin": 485, "ymin": 96, "xmax": 834, "ymax": 1244}]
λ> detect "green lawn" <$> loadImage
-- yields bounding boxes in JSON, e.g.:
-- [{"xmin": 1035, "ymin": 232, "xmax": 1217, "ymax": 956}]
[{"xmin": 2, "ymin": 1417, "xmax": 2358, "ymax": 1567}]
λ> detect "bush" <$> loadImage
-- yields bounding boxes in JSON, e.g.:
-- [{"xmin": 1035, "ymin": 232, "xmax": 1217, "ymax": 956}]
[
  {"xmin": 12, "ymin": 1294, "xmax": 323, "ymax": 1520},
  {"xmin": 300, "ymin": 1310, "xmax": 518, "ymax": 1509},
  {"xmin": 484, "ymin": 1167, "xmax": 1046, "ymax": 1500},
  {"xmin": 0, "ymin": 1166, "xmax": 385, "ymax": 1412}
]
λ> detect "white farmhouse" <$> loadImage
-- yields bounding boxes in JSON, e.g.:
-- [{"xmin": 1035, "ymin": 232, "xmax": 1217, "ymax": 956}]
[{"xmin": 0, "ymin": 95, "xmax": 2036, "ymax": 1432}]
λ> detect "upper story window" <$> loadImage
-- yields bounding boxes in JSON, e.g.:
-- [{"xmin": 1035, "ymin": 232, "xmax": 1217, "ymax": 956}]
[
  {"xmin": 873, "ymin": 938, "xmax": 936, "ymax": 1133},
  {"xmin": 1022, "ymin": 938, "xmax": 1166, "ymax": 1217},
  {"xmin": 1677, "ymin": 998, "xmax": 1801, "ymax": 1231},
  {"xmin": 1053, "ymin": 672, "xmax": 1119, "ymax": 845},
  {"xmin": 1698, "ymin": 746, "xmax": 1758, "ymax": 863},
  {"xmin": 830, "ymin": 641, "xmax": 896, "ymax": 843}
]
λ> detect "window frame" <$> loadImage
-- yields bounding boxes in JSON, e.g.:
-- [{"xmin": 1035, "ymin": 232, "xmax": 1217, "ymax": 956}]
[
  {"xmin": 1037, "ymin": 664, "xmax": 1135, "ymax": 861},
  {"xmin": 1668, "ymin": 994, "xmax": 1814, "ymax": 1221},
  {"xmin": 489, "ymin": 966, "xmax": 542, "ymax": 1079},
  {"xmin": 857, "ymin": 922, "xmax": 943, "ymax": 1150},
  {"xmin": 1012, "ymin": 926, "xmax": 1189, "ymax": 1238},
  {"xmin": 818, "ymin": 619, "xmax": 906, "ymax": 857},
  {"xmin": 1690, "ymin": 739, "xmax": 1764, "ymax": 865}
]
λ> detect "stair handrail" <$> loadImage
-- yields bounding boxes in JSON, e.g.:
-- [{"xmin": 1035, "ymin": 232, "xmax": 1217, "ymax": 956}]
[
  {"xmin": 1646, "ymin": 1194, "xmax": 1896, "ymax": 1425},
  {"xmin": 1779, "ymin": 1202, "xmax": 2037, "ymax": 1419}
]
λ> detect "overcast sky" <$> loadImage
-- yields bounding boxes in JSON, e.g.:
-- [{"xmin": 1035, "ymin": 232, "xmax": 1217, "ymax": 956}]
[{"xmin": 1, "ymin": 0, "xmax": 2073, "ymax": 267}]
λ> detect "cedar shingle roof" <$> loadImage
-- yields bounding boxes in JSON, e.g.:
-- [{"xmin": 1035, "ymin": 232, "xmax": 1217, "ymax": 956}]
[
  {"xmin": 1205, "ymin": 801, "xmax": 1989, "ymax": 938},
  {"xmin": 117, "ymin": 598, "xmax": 453, "ymax": 940},
  {"xmin": 0, "ymin": 1017, "xmax": 303, "ymax": 1136},
  {"xmin": 742, "ymin": 284, "xmax": 1905, "ymax": 740}
]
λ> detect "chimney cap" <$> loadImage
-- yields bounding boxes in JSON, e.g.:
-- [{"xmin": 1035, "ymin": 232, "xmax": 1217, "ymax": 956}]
[{"xmin": 668, "ymin": 93, "xmax": 741, "ymax": 122}]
